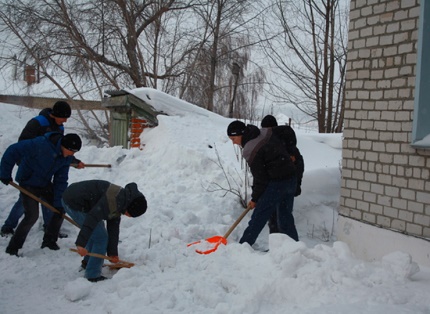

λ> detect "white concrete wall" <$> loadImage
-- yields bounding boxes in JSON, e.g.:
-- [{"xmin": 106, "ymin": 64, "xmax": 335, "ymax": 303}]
[{"xmin": 337, "ymin": 215, "xmax": 430, "ymax": 267}]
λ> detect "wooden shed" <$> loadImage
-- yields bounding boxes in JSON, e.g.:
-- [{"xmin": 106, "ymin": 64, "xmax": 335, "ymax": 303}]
[{"xmin": 102, "ymin": 90, "xmax": 161, "ymax": 149}]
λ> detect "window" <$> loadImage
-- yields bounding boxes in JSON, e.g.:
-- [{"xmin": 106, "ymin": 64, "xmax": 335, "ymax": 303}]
[{"xmin": 412, "ymin": 1, "xmax": 430, "ymax": 149}]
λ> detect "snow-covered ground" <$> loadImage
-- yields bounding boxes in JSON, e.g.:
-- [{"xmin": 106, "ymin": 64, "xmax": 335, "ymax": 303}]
[{"xmin": 0, "ymin": 89, "xmax": 429, "ymax": 313}]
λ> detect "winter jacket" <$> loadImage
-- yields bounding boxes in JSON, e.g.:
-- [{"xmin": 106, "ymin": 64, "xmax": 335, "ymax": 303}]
[
  {"xmin": 19, "ymin": 108, "xmax": 65, "ymax": 141},
  {"xmin": 0, "ymin": 132, "xmax": 74, "ymax": 208},
  {"xmin": 62, "ymin": 180, "xmax": 146, "ymax": 256},
  {"xmin": 18, "ymin": 108, "xmax": 81, "ymax": 165},
  {"xmin": 241, "ymin": 125, "xmax": 296, "ymax": 202},
  {"xmin": 272, "ymin": 125, "xmax": 305, "ymax": 196}
]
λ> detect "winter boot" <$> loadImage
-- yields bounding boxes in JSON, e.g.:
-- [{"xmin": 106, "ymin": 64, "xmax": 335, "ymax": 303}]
[
  {"xmin": 41, "ymin": 241, "xmax": 60, "ymax": 250},
  {"xmin": 88, "ymin": 276, "xmax": 107, "ymax": 283},
  {"xmin": 1, "ymin": 226, "xmax": 14, "ymax": 237},
  {"xmin": 58, "ymin": 231, "xmax": 68, "ymax": 239},
  {"xmin": 5, "ymin": 246, "xmax": 19, "ymax": 256}
]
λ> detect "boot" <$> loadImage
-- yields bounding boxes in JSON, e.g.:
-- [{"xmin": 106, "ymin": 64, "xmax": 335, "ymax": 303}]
[
  {"xmin": 5, "ymin": 246, "xmax": 19, "ymax": 256},
  {"xmin": 41, "ymin": 241, "xmax": 60, "ymax": 250},
  {"xmin": 1, "ymin": 226, "xmax": 14, "ymax": 237},
  {"xmin": 88, "ymin": 276, "xmax": 107, "ymax": 283}
]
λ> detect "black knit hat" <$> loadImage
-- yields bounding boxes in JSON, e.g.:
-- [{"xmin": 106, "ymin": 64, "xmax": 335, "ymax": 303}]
[
  {"xmin": 61, "ymin": 134, "xmax": 82, "ymax": 152},
  {"xmin": 261, "ymin": 115, "xmax": 278, "ymax": 128},
  {"xmin": 227, "ymin": 120, "xmax": 246, "ymax": 136},
  {"xmin": 127, "ymin": 195, "xmax": 147, "ymax": 217},
  {"xmin": 52, "ymin": 101, "xmax": 71, "ymax": 118}
]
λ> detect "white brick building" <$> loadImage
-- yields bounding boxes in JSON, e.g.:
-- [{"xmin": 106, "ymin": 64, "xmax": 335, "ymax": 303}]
[{"xmin": 338, "ymin": 0, "xmax": 430, "ymax": 266}]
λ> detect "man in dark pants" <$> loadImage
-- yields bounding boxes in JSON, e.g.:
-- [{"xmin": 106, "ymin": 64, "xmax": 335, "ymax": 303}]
[
  {"xmin": 261, "ymin": 114, "xmax": 304, "ymax": 241},
  {"xmin": 227, "ymin": 120, "xmax": 298, "ymax": 246},
  {"xmin": 62, "ymin": 180, "xmax": 147, "ymax": 282},
  {"xmin": 0, "ymin": 132, "xmax": 82, "ymax": 256},
  {"xmin": 0, "ymin": 101, "xmax": 85, "ymax": 238}
]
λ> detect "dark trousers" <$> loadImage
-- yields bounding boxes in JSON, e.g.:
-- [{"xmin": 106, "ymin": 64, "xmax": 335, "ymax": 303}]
[
  {"xmin": 7, "ymin": 185, "xmax": 63, "ymax": 251},
  {"xmin": 240, "ymin": 177, "xmax": 298, "ymax": 246},
  {"xmin": 268, "ymin": 199, "xmax": 299, "ymax": 241}
]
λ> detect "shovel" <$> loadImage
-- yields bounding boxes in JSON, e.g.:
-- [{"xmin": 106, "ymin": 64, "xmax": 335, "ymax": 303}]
[
  {"xmin": 71, "ymin": 163, "xmax": 112, "ymax": 168},
  {"xmin": 188, "ymin": 205, "xmax": 252, "ymax": 254},
  {"xmin": 9, "ymin": 182, "xmax": 80, "ymax": 229},
  {"xmin": 69, "ymin": 248, "xmax": 134, "ymax": 269}
]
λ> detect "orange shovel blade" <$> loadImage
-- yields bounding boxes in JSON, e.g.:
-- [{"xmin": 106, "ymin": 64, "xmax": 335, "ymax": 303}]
[{"xmin": 187, "ymin": 236, "xmax": 228, "ymax": 255}]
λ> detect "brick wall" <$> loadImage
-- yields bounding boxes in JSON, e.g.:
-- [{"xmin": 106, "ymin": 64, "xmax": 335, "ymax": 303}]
[{"xmin": 341, "ymin": 0, "xmax": 430, "ymax": 238}]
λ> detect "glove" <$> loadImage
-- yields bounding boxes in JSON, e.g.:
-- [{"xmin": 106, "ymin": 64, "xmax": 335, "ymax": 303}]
[
  {"xmin": 76, "ymin": 246, "xmax": 88, "ymax": 257},
  {"xmin": 0, "ymin": 177, "xmax": 12, "ymax": 185},
  {"xmin": 109, "ymin": 256, "xmax": 120, "ymax": 263}
]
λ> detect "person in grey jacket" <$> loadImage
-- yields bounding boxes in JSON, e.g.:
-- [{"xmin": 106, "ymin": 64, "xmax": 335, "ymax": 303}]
[
  {"xmin": 227, "ymin": 120, "xmax": 298, "ymax": 247},
  {"xmin": 62, "ymin": 180, "xmax": 147, "ymax": 282}
]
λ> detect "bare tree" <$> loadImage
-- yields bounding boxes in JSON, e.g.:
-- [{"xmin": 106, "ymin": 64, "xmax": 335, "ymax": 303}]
[
  {"xmin": 166, "ymin": 0, "xmax": 266, "ymax": 119},
  {"xmin": 260, "ymin": 0, "xmax": 349, "ymax": 133},
  {"xmin": 0, "ymin": 0, "xmax": 200, "ymax": 142}
]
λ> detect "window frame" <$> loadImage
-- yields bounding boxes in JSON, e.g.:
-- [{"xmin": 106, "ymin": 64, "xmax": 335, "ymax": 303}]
[{"xmin": 412, "ymin": 0, "xmax": 430, "ymax": 149}]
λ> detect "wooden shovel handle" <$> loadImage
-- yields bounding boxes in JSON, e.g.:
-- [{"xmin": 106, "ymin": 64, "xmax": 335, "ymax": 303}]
[
  {"xmin": 223, "ymin": 205, "xmax": 252, "ymax": 239},
  {"xmin": 69, "ymin": 248, "xmax": 113, "ymax": 261},
  {"xmin": 9, "ymin": 182, "xmax": 80, "ymax": 229},
  {"xmin": 71, "ymin": 163, "xmax": 112, "ymax": 168},
  {"xmin": 69, "ymin": 248, "xmax": 134, "ymax": 267}
]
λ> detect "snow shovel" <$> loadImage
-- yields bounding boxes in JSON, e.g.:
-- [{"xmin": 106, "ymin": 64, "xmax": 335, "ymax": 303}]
[
  {"xmin": 69, "ymin": 248, "xmax": 135, "ymax": 269},
  {"xmin": 9, "ymin": 182, "xmax": 80, "ymax": 229},
  {"xmin": 187, "ymin": 205, "xmax": 252, "ymax": 255},
  {"xmin": 71, "ymin": 163, "xmax": 112, "ymax": 168}
]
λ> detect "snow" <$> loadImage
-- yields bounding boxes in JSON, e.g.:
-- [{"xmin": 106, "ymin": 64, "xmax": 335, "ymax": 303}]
[{"xmin": 0, "ymin": 92, "xmax": 429, "ymax": 314}]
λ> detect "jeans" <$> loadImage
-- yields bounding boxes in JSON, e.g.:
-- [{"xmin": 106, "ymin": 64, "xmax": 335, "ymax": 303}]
[
  {"xmin": 240, "ymin": 177, "xmax": 298, "ymax": 246},
  {"xmin": 2, "ymin": 193, "xmax": 53, "ymax": 230},
  {"xmin": 63, "ymin": 201, "xmax": 108, "ymax": 279}
]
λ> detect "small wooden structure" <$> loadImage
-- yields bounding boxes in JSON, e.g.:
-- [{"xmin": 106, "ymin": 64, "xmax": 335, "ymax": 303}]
[{"xmin": 102, "ymin": 90, "xmax": 161, "ymax": 149}]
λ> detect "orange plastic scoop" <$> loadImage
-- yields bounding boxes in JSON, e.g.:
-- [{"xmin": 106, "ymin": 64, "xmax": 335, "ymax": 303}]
[{"xmin": 187, "ymin": 206, "xmax": 251, "ymax": 254}]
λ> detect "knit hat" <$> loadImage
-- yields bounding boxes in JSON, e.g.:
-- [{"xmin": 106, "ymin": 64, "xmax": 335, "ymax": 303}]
[
  {"xmin": 227, "ymin": 120, "xmax": 246, "ymax": 136},
  {"xmin": 61, "ymin": 134, "xmax": 82, "ymax": 152},
  {"xmin": 127, "ymin": 195, "xmax": 147, "ymax": 217},
  {"xmin": 261, "ymin": 115, "xmax": 278, "ymax": 128},
  {"xmin": 52, "ymin": 101, "xmax": 71, "ymax": 118}
]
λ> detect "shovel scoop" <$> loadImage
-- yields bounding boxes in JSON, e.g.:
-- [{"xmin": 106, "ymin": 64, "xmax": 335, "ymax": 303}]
[{"xmin": 187, "ymin": 206, "xmax": 251, "ymax": 255}]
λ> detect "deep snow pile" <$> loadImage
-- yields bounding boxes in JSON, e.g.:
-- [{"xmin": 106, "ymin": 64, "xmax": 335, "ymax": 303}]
[{"xmin": 0, "ymin": 94, "xmax": 429, "ymax": 314}]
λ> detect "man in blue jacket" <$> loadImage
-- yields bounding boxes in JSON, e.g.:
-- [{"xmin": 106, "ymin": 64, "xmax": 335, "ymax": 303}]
[
  {"xmin": 0, "ymin": 101, "xmax": 84, "ymax": 238},
  {"xmin": 227, "ymin": 120, "xmax": 298, "ymax": 247},
  {"xmin": 0, "ymin": 132, "xmax": 82, "ymax": 256}
]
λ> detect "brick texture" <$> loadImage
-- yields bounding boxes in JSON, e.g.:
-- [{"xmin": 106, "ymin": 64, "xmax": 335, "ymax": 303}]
[{"xmin": 341, "ymin": 0, "xmax": 430, "ymax": 238}]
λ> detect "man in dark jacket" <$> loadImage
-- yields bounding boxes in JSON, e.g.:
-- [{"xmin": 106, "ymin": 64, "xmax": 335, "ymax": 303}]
[
  {"xmin": 62, "ymin": 180, "xmax": 147, "ymax": 282},
  {"xmin": 227, "ymin": 120, "xmax": 298, "ymax": 246},
  {"xmin": 0, "ymin": 101, "xmax": 84, "ymax": 238},
  {"xmin": 0, "ymin": 132, "xmax": 82, "ymax": 256},
  {"xmin": 261, "ymin": 115, "xmax": 303, "ymax": 240}
]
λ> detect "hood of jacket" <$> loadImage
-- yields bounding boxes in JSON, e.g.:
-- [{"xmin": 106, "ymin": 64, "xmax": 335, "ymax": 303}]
[
  {"xmin": 241, "ymin": 124, "xmax": 260, "ymax": 147},
  {"xmin": 39, "ymin": 108, "xmax": 53, "ymax": 118}
]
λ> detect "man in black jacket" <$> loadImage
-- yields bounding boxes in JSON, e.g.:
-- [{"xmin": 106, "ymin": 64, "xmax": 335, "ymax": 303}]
[
  {"xmin": 0, "ymin": 101, "xmax": 84, "ymax": 238},
  {"xmin": 62, "ymin": 180, "xmax": 147, "ymax": 282},
  {"xmin": 227, "ymin": 120, "xmax": 298, "ymax": 246},
  {"xmin": 261, "ymin": 115, "xmax": 303, "ymax": 240}
]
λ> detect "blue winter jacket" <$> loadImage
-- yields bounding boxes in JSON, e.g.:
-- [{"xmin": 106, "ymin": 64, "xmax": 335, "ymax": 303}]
[{"xmin": 0, "ymin": 132, "xmax": 74, "ymax": 208}]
